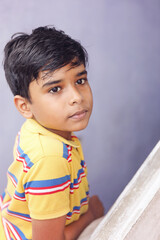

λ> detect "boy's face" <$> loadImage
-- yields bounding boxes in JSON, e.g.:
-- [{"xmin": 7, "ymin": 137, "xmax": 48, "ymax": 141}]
[{"xmin": 27, "ymin": 63, "xmax": 93, "ymax": 139}]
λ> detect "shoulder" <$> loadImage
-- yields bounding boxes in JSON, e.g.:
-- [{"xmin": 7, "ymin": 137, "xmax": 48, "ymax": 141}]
[
  {"xmin": 39, "ymin": 134, "xmax": 65, "ymax": 157},
  {"xmin": 17, "ymin": 120, "xmax": 68, "ymax": 165}
]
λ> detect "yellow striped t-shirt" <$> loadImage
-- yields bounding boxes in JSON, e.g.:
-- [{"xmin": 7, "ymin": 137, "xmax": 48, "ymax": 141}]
[{"xmin": 0, "ymin": 119, "xmax": 89, "ymax": 240}]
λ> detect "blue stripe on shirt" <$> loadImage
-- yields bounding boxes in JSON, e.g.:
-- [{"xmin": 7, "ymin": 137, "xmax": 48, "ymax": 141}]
[{"xmin": 23, "ymin": 175, "xmax": 71, "ymax": 189}]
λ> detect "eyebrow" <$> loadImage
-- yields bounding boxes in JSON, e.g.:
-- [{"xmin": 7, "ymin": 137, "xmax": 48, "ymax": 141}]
[
  {"xmin": 76, "ymin": 70, "xmax": 87, "ymax": 76},
  {"xmin": 42, "ymin": 80, "xmax": 62, "ymax": 88},
  {"xmin": 42, "ymin": 70, "xmax": 87, "ymax": 88}
]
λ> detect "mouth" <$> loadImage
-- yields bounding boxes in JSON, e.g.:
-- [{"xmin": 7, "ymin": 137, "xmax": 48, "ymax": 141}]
[{"xmin": 69, "ymin": 109, "xmax": 88, "ymax": 120}]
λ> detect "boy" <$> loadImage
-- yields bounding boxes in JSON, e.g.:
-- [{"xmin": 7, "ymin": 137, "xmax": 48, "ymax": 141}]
[{"xmin": 0, "ymin": 26, "xmax": 104, "ymax": 240}]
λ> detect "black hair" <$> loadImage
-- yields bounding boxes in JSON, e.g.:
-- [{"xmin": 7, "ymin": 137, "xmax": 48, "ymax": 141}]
[{"xmin": 3, "ymin": 26, "xmax": 88, "ymax": 100}]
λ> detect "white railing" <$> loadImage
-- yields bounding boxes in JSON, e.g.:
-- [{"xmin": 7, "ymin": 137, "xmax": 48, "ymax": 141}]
[{"xmin": 79, "ymin": 141, "xmax": 160, "ymax": 240}]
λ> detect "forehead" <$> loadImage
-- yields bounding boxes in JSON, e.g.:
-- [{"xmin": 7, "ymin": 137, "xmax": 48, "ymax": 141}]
[{"xmin": 38, "ymin": 63, "xmax": 86, "ymax": 82}]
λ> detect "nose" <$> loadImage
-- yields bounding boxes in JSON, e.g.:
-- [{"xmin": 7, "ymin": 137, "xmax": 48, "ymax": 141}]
[{"xmin": 68, "ymin": 85, "xmax": 83, "ymax": 105}]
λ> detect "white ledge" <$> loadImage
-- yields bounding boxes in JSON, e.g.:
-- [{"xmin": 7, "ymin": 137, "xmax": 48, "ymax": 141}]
[{"xmin": 89, "ymin": 141, "xmax": 160, "ymax": 240}]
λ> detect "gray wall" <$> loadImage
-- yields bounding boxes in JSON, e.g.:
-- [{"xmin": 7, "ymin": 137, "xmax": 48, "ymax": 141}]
[{"xmin": 0, "ymin": 0, "xmax": 160, "ymax": 212}]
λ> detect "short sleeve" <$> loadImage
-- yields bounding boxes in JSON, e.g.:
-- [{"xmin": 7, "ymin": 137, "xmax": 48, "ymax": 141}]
[{"xmin": 23, "ymin": 155, "xmax": 71, "ymax": 220}]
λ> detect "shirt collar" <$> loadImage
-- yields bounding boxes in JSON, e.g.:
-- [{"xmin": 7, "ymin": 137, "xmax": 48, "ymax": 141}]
[{"xmin": 23, "ymin": 119, "xmax": 80, "ymax": 148}]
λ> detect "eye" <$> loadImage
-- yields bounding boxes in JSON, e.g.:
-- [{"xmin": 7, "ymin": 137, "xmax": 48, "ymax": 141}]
[
  {"xmin": 49, "ymin": 86, "xmax": 61, "ymax": 93},
  {"xmin": 76, "ymin": 78, "xmax": 87, "ymax": 85}
]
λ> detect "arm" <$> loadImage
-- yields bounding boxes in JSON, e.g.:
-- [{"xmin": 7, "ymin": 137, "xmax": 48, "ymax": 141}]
[{"xmin": 32, "ymin": 195, "xmax": 104, "ymax": 240}]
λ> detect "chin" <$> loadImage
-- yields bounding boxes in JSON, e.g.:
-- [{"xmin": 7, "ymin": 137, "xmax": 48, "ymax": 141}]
[{"xmin": 72, "ymin": 121, "xmax": 89, "ymax": 132}]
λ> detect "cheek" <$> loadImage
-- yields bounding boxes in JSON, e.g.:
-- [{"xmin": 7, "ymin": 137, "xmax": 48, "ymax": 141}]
[
  {"xmin": 42, "ymin": 97, "xmax": 66, "ymax": 117},
  {"xmin": 87, "ymin": 88, "xmax": 93, "ymax": 106}
]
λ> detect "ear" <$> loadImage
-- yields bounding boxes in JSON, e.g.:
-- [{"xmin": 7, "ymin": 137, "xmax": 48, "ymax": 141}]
[{"xmin": 14, "ymin": 95, "xmax": 33, "ymax": 119}]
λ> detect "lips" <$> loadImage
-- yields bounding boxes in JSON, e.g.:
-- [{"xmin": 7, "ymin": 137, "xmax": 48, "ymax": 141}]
[{"xmin": 69, "ymin": 109, "xmax": 88, "ymax": 120}]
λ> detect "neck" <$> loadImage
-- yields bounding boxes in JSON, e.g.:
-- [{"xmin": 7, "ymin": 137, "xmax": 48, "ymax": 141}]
[{"xmin": 45, "ymin": 127, "xmax": 72, "ymax": 140}]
